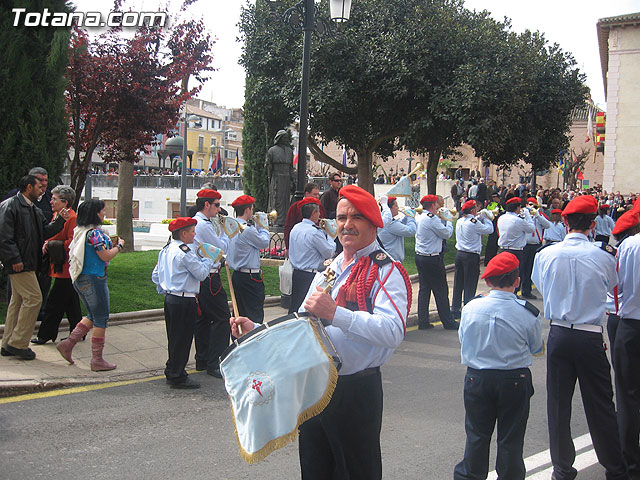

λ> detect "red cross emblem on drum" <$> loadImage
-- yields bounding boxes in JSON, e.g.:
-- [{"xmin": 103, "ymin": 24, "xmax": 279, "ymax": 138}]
[{"xmin": 246, "ymin": 372, "xmax": 274, "ymax": 405}]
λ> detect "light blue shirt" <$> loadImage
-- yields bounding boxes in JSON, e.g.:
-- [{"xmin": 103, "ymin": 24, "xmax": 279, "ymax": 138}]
[
  {"xmin": 594, "ymin": 214, "xmax": 615, "ymax": 236},
  {"xmin": 415, "ymin": 213, "xmax": 452, "ymax": 255},
  {"xmin": 152, "ymin": 240, "xmax": 214, "ymax": 295},
  {"xmin": 299, "ymin": 241, "xmax": 408, "ymax": 376},
  {"xmin": 532, "ymin": 233, "xmax": 617, "ymax": 326},
  {"xmin": 455, "ymin": 215, "xmax": 493, "ymax": 253},
  {"xmin": 193, "ymin": 211, "xmax": 229, "ymax": 269},
  {"xmin": 497, "ymin": 211, "xmax": 535, "ymax": 249},
  {"xmin": 289, "ymin": 219, "xmax": 336, "ymax": 270},
  {"xmin": 617, "ymin": 233, "xmax": 640, "ymax": 320},
  {"xmin": 525, "ymin": 212, "xmax": 552, "ymax": 244},
  {"xmin": 459, "ymin": 290, "xmax": 543, "ymax": 369},
  {"xmin": 378, "ymin": 215, "xmax": 417, "ymax": 261},
  {"xmin": 226, "ymin": 219, "xmax": 270, "ymax": 270},
  {"xmin": 543, "ymin": 222, "xmax": 566, "ymax": 243}
]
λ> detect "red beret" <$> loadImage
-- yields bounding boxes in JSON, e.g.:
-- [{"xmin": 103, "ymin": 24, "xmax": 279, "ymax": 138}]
[
  {"xmin": 633, "ymin": 199, "xmax": 640, "ymax": 214},
  {"xmin": 612, "ymin": 210, "xmax": 640, "ymax": 236},
  {"xmin": 462, "ymin": 200, "xmax": 477, "ymax": 211},
  {"xmin": 506, "ymin": 197, "xmax": 522, "ymax": 205},
  {"xmin": 527, "ymin": 197, "xmax": 538, "ymax": 205},
  {"xmin": 599, "ymin": 204, "xmax": 610, "ymax": 210},
  {"xmin": 196, "ymin": 189, "xmax": 221, "ymax": 200},
  {"xmin": 387, "ymin": 196, "xmax": 397, "ymax": 207},
  {"xmin": 551, "ymin": 209, "xmax": 562, "ymax": 214},
  {"xmin": 231, "ymin": 195, "xmax": 255, "ymax": 207},
  {"xmin": 168, "ymin": 217, "xmax": 197, "ymax": 232},
  {"xmin": 420, "ymin": 194, "xmax": 438, "ymax": 203},
  {"xmin": 299, "ymin": 197, "xmax": 321, "ymax": 208},
  {"xmin": 481, "ymin": 252, "xmax": 520, "ymax": 279},
  {"xmin": 561, "ymin": 195, "xmax": 598, "ymax": 216},
  {"xmin": 338, "ymin": 185, "xmax": 384, "ymax": 228}
]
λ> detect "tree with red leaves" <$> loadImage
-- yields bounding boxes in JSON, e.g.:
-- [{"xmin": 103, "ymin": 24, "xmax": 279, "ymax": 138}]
[{"xmin": 66, "ymin": 18, "xmax": 213, "ymax": 250}]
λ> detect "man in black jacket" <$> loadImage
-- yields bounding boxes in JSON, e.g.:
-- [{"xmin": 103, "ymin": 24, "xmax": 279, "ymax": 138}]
[{"xmin": 0, "ymin": 175, "xmax": 67, "ymax": 360}]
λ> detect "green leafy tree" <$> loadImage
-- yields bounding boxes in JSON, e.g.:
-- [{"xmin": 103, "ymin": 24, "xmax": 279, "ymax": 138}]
[{"xmin": 0, "ymin": 0, "xmax": 71, "ymax": 197}]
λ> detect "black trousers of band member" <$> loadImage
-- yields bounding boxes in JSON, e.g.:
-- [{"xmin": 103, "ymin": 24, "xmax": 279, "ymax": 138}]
[
  {"xmin": 546, "ymin": 326, "xmax": 628, "ymax": 480},
  {"xmin": 415, "ymin": 254, "xmax": 455, "ymax": 328},
  {"xmin": 289, "ymin": 269, "xmax": 316, "ymax": 314},
  {"xmin": 195, "ymin": 272, "xmax": 231, "ymax": 371},
  {"xmin": 231, "ymin": 271, "xmax": 265, "ymax": 324},
  {"xmin": 451, "ymin": 251, "xmax": 480, "ymax": 315},
  {"xmin": 484, "ymin": 231, "xmax": 499, "ymax": 266},
  {"xmin": 163, "ymin": 294, "xmax": 197, "ymax": 383},
  {"xmin": 299, "ymin": 368, "xmax": 383, "ymax": 480},
  {"xmin": 36, "ymin": 277, "xmax": 82, "ymax": 341},
  {"xmin": 607, "ymin": 314, "xmax": 621, "ymax": 369},
  {"xmin": 613, "ymin": 318, "xmax": 640, "ymax": 476},
  {"xmin": 454, "ymin": 367, "xmax": 533, "ymax": 480},
  {"xmin": 595, "ymin": 234, "xmax": 610, "ymax": 244},
  {"xmin": 520, "ymin": 243, "xmax": 540, "ymax": 295},
  {"xmin": 499, "ymin": 248, "xmax": 524, "ymax": 294}
]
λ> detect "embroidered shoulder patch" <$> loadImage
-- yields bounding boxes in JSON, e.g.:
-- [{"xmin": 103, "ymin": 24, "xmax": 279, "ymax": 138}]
[
  {"xmin": 427, "ymin": 212, "xmax": 434, "ymax": 218},
  {"xmin": 470, "ymin": 218, "xmax": 477, "ymax": 223},
  {"xmin": 179, "ymin": 244, "xmax": 190, "ymax": 253},
  {"xmin": 516, "ymin": 298, "xmax": 540, "ymax": 317},
  {"xmin": 370, "ymin": 250, "xmax": 392, "ymax": 267},
  {"xmin": 600, "ymin": 243, "xmax": 616, "ymax": 256}
]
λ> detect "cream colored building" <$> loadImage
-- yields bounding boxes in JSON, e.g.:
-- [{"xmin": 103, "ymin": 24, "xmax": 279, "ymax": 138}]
[{"xmin": 598, "ymin": 12, "xmax": 640, "ymax": 194}]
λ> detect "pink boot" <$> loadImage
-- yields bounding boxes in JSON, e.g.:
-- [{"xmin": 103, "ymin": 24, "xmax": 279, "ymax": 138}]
[
  {"xmin": 90, "ymin": 337, "xmax": 116, "ymax": 372},
  {"xmin": 57, "ymin": 323, "xmax": 90, "ymax": 364}
]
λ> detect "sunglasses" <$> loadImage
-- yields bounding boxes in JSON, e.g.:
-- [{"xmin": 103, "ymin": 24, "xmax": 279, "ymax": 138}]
[{"xmin": 213, "ymin": 203, "xmax": 221, "ymax": 207}]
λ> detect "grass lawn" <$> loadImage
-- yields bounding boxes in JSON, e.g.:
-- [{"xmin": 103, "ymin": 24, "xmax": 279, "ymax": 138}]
[{"xmin": 1, "ymin": 219, "xmax": 489, "ymax": 323}]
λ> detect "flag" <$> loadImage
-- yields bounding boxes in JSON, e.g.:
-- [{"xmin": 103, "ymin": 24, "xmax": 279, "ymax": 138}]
[
  {"xmin": 557, "ymin": 157, "xmax": 564, "ymax": 175},
  {"xmin": 585, "ymin": 112, "xmax": 593, "ymax": 143},
  {"xmin": 342, "ymin": 148, "xmax": 347, "ymax": 166},
  {"xmin": 216, "ymin": 150, "xmax": 222, "ymax": 173},
  {"xmin": 293, "ymin": 153, "xmax": 298, "ymax": 167},
  {"xmin": 577, "ymin": 169, "xmax": 584, "ymax": 180},
  {"xmin": 207, "ymin": 152, "xmax": 214, "ymax": 173},
  {"xmin": 234, "ymin": 150, "xmax": 239, "ymax": 173}
]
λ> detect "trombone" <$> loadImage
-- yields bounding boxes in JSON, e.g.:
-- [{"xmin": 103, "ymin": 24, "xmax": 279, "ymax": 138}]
[
  {"xmin": 399, "ymin": 206, "xmax": 423, "ymax": 218},
  {"xmin": 437, "ymin": 207, "xmax": 457, "ymax": 222}
]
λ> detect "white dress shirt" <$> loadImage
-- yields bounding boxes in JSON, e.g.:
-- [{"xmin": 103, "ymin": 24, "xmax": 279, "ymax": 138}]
[
  {"xmin": 455, "ymin": 214, "xmax": 493, "ymax": 253},
  {"xmin": 289, "ymin": 219, "xmax": 336, "ymax": 270},
  {"xmin": 193, "ymin": 211, "xmax": 229, "ymax": 270},
  {"xmin": 226, "ymin": 219, "xmax": 270, "ymax": 270},
  {"xmin": 617, "ymin": 233, "xmax": 640, "ymax": 320},
  {"xmin": 497, "ymin": 211, "xmax": 535, "ymax": 249},
  {"xmin": 415, "ymin": 213, "xmax": 453, "ymax": 255},
  {"xmin": 378, "ymin": 215, "xmax": 417, "ymax": 261}
]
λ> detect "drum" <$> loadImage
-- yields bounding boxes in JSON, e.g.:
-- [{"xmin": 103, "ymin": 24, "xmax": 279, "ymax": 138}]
[{"xmin": 219, "ymin": 312, "xmax": 341, "ymax": 463}]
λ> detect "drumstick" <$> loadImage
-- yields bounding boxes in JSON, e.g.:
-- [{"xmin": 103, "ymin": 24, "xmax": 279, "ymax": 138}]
[{"xmin": 224, "ymin": 260, "xmax": 242, "ymax": 335}]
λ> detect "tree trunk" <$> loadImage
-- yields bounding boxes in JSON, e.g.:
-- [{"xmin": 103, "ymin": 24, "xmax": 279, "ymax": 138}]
[
  {"xmin": 116, "ymin": 161, "xmax": 134, "ymax": 252},
  {"xmin": 356, "ymin": 149, "xmax": 374, "ymax": 194},
  {"xmin": 426, "ymin": 149, "xmax": 441, "ymax": 195}
]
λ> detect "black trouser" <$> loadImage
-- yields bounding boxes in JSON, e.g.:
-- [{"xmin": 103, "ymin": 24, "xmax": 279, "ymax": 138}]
[
  {"xmin": 499, "ymin": 248, "xmax": 524, "ymax": 293},
  {"xmin": 415, "ymin": 254, "xmax": 455, "ymax": 328},
  {"xmin": 607, "ymin": 314, "xmax": 621, "ymax": 368},
  {"xmin": 484, "ymin": 231, "xmax": 499, "ymax": 266},
  {"xmin": 163, "ymin": 294, "xmax": 197, "ymax": 383},
  {"xmin": 289, "ymin": 269, "xmax": 316, "ymax": 314},
  {"xmin": 195, "ymin": 272, "xmax": 231, "ymax": 371},
  {"xmin": 452, "ymin": 251, "xmax": 480, "ymax": 315},
  {"xmin": 299, "ymin": 367, "xmax": 382, "ymax": 480},
  {"xmin": 595, "ymin": 234, "xmax": 610, "ymax": 244},
  {"xmin": 546, "ymin": 326, "xmax": 628, "ymax": 480},
  {"xmin": 454, "ymin": 367, "xmax": 533, "ymax": 480},
  {"xmin": 36, "ymin": 277, "xmax": 82, "ymax": 341},
  {"xmin": 614, "ymin": 318, "xmax": 640, "ymax": 475},
  {"xmin": 520, "ymin": 243, "xmax": 540, "ymax": 295},
  {"xmin": 231, "ymin": 270, "xmax": 265, "ymax": 324}
]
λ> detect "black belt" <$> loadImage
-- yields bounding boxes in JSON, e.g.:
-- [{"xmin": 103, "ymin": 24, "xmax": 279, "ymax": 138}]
[{"xmin": 338, "ymin": 366, "xmax": 380, "ymax": 383}]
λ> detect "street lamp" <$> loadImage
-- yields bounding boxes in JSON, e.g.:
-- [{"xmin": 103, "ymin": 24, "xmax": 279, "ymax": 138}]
[
  {"xmin": 265, "ymin": 0, "xmax": 353, "ymax": 201},
  {"xmin": 180, "ymin": 112, "xmax": 202, "ymax": 215}
]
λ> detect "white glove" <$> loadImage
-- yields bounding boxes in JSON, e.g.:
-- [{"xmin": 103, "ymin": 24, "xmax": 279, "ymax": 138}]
[{"xmin": 379, "ymin": 195, "xmax": 389, "ymax": 207}]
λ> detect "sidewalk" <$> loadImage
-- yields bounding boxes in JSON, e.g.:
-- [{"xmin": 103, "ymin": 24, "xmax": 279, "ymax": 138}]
[{"xmin": 0, "ymin": 264, "xmax": 493, "ymax": 397}]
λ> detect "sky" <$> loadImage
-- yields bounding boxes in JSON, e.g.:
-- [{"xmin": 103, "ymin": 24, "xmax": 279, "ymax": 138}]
[{"xmin": 73, "ymin": 0, "xmax": 640, "ymax": 110}]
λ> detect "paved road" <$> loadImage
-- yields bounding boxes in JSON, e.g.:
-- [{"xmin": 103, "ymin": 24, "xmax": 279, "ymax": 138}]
[{"xmin": 0, "ymin": 312, "xmax": 614, "ymax": 479}]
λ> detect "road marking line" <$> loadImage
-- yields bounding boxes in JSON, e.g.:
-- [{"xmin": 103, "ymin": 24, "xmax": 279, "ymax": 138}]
[
  {"xmin": 0, "ymin": 372, "xmax": 177, "ymax": 405},
  {"xmin": 526, "ymin": 449, "xmax": 599, "ymax": 479},
  {"xmin": 487, "ymin": 433, "xmax": 593, "ymax": 479}
]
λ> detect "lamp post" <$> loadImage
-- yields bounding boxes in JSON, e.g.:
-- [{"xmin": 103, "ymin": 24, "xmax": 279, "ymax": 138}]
[
  {"xmin": 180, "ymin": 112, "xmax": 202, "ymax": 215},
  {"xmin": 265, "ymin": 0, "xmax": 352, "ymax": 201}
]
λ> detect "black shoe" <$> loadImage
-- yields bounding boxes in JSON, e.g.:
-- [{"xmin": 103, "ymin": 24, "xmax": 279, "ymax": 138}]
[
  {"xmin": 1, "ymin": 347, "xmax": 16, "ymax": 357},
  {"xmin": 169, "ymin": 377, "xmax": 200, "ymax": 389},
  {"xmin": 418, "ymin": 323, "xmax": 434, "ymax": 330},
  {"xmin": 443, "ymin": 321, "xmax": 460, "ymax": 330},
  {"xmin": 31, "ymin": 337, "xmax": 53, "ymax": 345},
  {"xmin": 195, "ymin": 362, "xmax": 207, "ymax": 371},
  {"xmin": 521, "ymin": 292, "xmax": 537, "ymax": 300},
  {"xmin": 207, "ymin": 368, "xmax": 223, "ymax": 378},
  {"xmin": 4, "ymin": 345, "xmax": 36, "ymax": 360}
]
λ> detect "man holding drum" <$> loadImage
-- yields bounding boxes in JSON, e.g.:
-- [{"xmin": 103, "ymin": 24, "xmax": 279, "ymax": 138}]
[
  {"xmin": 192, "ymin": 188, "xmax": 231, "ymax": 378},
  {"xmin": 231, "ymin": 185, "xmax": 411, "ymax": 480},
  {"xmin": 287, "ymin": 197, "xmax": 336, "ymax": 314}
]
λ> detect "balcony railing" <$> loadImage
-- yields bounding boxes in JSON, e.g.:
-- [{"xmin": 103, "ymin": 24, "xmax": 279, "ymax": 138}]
[{"xmin": 61, "ymin": 173, "xmax": 244, "ymax": 191}]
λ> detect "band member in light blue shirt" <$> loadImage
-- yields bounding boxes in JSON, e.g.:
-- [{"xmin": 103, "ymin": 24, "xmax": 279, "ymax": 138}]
[{"xmin": 378, "ymin": 196, "xmax": 416, "ymax": 262}]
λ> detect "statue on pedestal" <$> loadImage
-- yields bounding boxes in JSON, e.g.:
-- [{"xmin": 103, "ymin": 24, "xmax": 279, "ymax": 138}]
[{"xmin": 266, "ymin": 129, "xmax": 295, "ymax": 231}]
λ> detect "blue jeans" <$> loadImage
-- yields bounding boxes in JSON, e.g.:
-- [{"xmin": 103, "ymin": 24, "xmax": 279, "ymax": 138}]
[{"xmin": 73, "ymin": 273, "xmax": 110, "ymax": 328}]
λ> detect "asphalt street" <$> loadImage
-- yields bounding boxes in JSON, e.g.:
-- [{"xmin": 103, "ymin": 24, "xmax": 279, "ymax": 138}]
[{"xmin": 0, "ymin": 303, "xmax": 615, "ymax": 479}]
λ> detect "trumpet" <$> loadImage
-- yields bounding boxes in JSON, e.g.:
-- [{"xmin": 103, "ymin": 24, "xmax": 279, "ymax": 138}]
[
  {"xmin": 525, "ymin": 206, "xmax": 539, "ymax": 216},
  {"xmin": 478, "ymin": 208, "xmax": 494, "ymax": 221},
  {"xmin": 320, "ymin": 218, "xmax": 338, "ymax": 238},
  {"xmin": 400, "ymin": 206, "xmax": 423, "ymax": 218},
  {"xmin": 437, "ymin": 207, "xmax": 457, "ymax": 222}
]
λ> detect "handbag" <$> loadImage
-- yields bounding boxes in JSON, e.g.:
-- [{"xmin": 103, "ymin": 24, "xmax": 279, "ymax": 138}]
[{"xmin": 278, "ymin": 258, "xmax": 293, "ymax": 295}]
